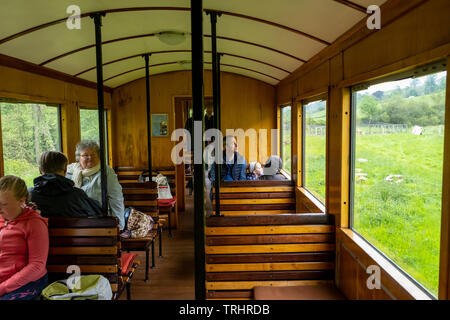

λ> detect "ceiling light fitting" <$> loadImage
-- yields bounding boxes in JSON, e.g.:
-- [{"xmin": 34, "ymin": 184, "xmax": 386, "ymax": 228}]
[{"xmin": 157, "ymin": 31, "xmax": 186, "ymax": 45}]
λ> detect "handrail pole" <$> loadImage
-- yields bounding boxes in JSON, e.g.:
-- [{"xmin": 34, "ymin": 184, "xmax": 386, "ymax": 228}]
[
  {"xmin": 91, "ymin": 12, "xmax": 108, "ymax": 216},
  {"xmin": 143, "ymin": 53, "xmax": 152, "ymax": 177},
  {"xmin": 191, "ymin": 0, "xmax": 206, "ymax": 300}
]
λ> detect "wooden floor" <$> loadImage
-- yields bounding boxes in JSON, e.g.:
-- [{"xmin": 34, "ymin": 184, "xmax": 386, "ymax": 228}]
[{"xmin": 120, "ymin": 191, "xmax": 195, "ymax": 300}]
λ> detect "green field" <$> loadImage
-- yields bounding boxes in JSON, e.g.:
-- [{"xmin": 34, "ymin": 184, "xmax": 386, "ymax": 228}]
[
  {"xmin": 305, "ymin": 130, "xmax": 443, "ymax": 296},
  {"xmin": 353, "ymin": 131, "xmax": 443, "ymax": 296},
  {"xmin": 304, "ymin": 135, "xmax": 326, "ymax": 201}
]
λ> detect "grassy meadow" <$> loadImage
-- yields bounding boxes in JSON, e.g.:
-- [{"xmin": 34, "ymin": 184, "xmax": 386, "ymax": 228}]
[{"xmin": 306, "ymin": 130, "xmax": 443, "ymax": 296}]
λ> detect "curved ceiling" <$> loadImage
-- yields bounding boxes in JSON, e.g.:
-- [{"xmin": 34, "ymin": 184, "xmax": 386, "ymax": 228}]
[{"xmin": 0, "ymin": 0, "xmax": 387, "ymax": 88}]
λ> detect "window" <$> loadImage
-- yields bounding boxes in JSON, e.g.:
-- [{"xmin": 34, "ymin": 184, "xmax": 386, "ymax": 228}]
[
  {"xmin": 302, "ymin": 98, "xmax": 327, "ymax": 202},
  {"xmin": 350, "ymin": 66, "xmax": 447, "ymax": 297},
  {"xmin": 0, "ymin": 101, "xmax": 61, "ymax": 187},
  {"xmin": 280, "ymin": 105, "xmax": 291, "ymax": 175},
  {"xmin": 80, "ymin": 108, "xmax": 109, "ymax": 164}
]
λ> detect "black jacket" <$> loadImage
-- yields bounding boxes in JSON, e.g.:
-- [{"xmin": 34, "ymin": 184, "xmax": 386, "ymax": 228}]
[{"xmin": 30, "ymin": 174, "xmax": 103, "ymax": 218}]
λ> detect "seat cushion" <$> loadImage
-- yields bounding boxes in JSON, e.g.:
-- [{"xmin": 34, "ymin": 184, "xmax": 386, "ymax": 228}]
[
  {"xmin": 253, "ymin": 285, "xmax": 346, "ymax": 300},
  {"xmin": 120, "ymin": 253, "xmax": 138, "ymax": 275},
  {"xmin": 158, "ymin": 195, "xmax": 177, "ymax": 207}
]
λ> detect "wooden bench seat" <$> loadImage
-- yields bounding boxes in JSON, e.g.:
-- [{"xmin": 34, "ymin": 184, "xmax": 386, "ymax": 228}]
[
  {"xmin": 205, "ymin": 213, "xmax": 335, "ymax": 300},
  {"xmin": 47, "ymin": 217, "xmax": 139, "ymax": 300},
  {"xmin": 253, "ymin": 284, "xmax": 345, "ymax": 300}
]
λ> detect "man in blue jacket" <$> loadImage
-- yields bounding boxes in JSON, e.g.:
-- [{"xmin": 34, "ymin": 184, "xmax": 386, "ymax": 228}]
[{"xmin": 209, "ymin": 135, "xmax": 247, "ymax": 182}]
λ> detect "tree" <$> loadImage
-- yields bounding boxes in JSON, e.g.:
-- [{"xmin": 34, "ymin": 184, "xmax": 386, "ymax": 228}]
[
  {"xmin": 424, "ymin": 74, "xmax": 438, "ymax": 94},
  {"xmin": 359, "ymin": 95, "xmax": 379, "ymax": 124}
]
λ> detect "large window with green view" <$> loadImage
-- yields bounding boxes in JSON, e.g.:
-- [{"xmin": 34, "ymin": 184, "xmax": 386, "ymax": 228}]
[
  {"xmin": 0, "ymin": 101, "xmax": 61, "ymax": 187},
  {"xmin": 280, "ymin": 105, "xmax": 291, "ymax": 175},
  {"xmin": 350, "ymin": 66, "xmax": 447, "ymax": 298},
  {"xmin": 80, "ymin": 108, "xmax": 109, "ymax": 164},
  {"xmin": 303, "ymin": 99, "xmax": 326, "ymax": 202}
]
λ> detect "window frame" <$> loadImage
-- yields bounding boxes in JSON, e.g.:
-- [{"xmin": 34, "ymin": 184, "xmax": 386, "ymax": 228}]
[
  {"xmin": 348, "ymin": 60, "xmax": 447, "ymax": 299},
  {"xmin": 279, "ymin": 104, "xmax": 292, "ymax": 178},
  {"xmin": 301, "ymin": 93, "xmax": 328, "ymax": 204}
]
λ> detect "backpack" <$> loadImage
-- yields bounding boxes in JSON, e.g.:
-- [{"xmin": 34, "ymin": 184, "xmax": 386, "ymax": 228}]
[
  {"xmin": 41, "ymin": 274, "xmax": 112, "ymax": 300},
  {"xmin": 126, "ymin": 207, "xmax": 154, "ymax": 238}
]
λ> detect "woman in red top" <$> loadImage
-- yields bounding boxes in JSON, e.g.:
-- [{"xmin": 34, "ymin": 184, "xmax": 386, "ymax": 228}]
[{"xmin": 0, "ymin": 175, "xmax": 49, "ymax": 300}]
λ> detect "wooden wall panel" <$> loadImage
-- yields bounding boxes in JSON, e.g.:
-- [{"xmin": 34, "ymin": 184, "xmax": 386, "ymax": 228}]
[
  {"xmin": 112, "ymin": 70, "xmax": 276, "ymax": 168},
  {"xmin": 297, "ymin": 61, "xmax": 329, "ymax": 98},
  {"xmin": 343, "ymin": 0, "xmax": 450, "ymax": 81}
]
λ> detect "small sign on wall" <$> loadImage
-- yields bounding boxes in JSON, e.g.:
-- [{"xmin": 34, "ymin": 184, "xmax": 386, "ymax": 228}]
[{"xmin": 151, "ymin": 113, "xmax": 168, "ymax": 137}]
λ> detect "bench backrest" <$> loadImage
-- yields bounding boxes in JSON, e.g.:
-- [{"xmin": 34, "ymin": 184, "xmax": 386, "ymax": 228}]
[
  {"xmin": 212, "ymin": 180, "xmax": 296, "ymax": 215},
  {"xmin": 121, "ymin": 181, "xmax": 158, "ymax": 217},
  {"xmin": 116, "ymin": 166, "xmax": 176, "ymax": 197},
  {"xmin": 205, "ymin": 213, "xmax": 335, "ymax": 300},
  {"xmin": 47, "ymin": 217, "xmax": 122, "ymax": 297}
]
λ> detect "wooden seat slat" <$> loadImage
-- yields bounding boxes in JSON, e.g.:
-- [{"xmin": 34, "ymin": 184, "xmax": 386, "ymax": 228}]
[
  {"xmin": 48, "ymin": 217, "xmax": 118, "ymax": 228},
  {"xmin": 206, "ymin": 261, "xmax": 334, "ymax": 272},
  {"xmin": 49, "ymin": 237, "xmax": 117, "ymax": 246},
  {"xmin": 206, "ymin": 270, "xmax": 334, "ymax": 281},
  {"xmin": 207, "ymin": 214, "xmax": 334, "ymax": 226},
  {"xmin": 49, "ymin": 246, "xmax": 119, "ymax": 255},
  {"xmin": 206, "ymin": 225, "xmax": 334, "ymax": 236},
  {"xmin": 205, "ymin": 243, "xmax": 335, "ymax": 254},
  {"xmin": 216, "ymin": 186, "xmax": 295, "ymax": 193},
  {"xmin": 124, "ymin": 200, "xmax": 157, "ymax": 206},
  {"xmin": 122, "ymin": 189, "xmax": 158, "ymax": 194},
  {"xmin": 47, "ymin": 255, "xmax": 118, "ymax": 265},
  {"xmin": 206, "ymin": 234, "xmax": 334, "ymax": 246},
  {"xmin": 213, "ymin": 198, "xmax": 295, "ymax": 205},
  {"xmin": 216, "ymin": 210, "xmax": 295, "ymax": 215},
  {"xmin": 49, "ymin": 228, "xmax": 118, "ymax": 237},
  {"xmin": 214, "ymin": 204, "xmax": 296, "ymax": 211},
  {"xmin": 47, "ymin": 265, "xmax": 118, "ymax": 273},
  {"xmin": 206, "ymin": 280, "xmax": 334, "ymax": 291},
  {"xmin": 219, "ymin": 192, "xmax": 295, "ymax": 199},
  {"xmin": 206, "ymin": 252, "xmax": 335, "ymax": 264}
]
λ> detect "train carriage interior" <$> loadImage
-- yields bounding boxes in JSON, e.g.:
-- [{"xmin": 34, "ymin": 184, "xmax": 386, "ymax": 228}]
[{"xmin": 0, "ymin": 0, "xmax": 449, "ymax": 305}]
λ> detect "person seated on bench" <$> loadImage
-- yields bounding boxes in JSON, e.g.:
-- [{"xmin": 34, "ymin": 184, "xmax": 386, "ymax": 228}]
[
  {"xmin": 66, "ymin": 140, "xmax": 125, "ymax": 230},
  {"xmin": 209, "ymin": 135, "xmax": 247, "ymax": 182},
  {"xmin": 0, "ymin": 175, "xmax": 49, "ymax": 300},
  {"xmin": 246, "ymin": 161, "xmax": 263, "ymax": 180},
  {"xmin": 260, "ymin": 155, "xmax": 287, "ymax": 180},
  {"xmin": 30, "ymin": 151, "xmax": 103, "ymax": 218}
]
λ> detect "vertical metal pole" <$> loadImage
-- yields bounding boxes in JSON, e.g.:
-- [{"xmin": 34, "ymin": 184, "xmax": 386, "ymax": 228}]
[
  {"xmin": 91, "ymin": 12, "xmax": 108, "ymax": 215},
  {"xmin": 191, "ymin": 0, "xmax": 206, "ymax": 300},
  {"xmin": 207, "ymin": 11, "xmax": 222, "ymax": 217},
  {"xmin": 143, "ymin": 54, "xmax": 152, "ymax": 176}
]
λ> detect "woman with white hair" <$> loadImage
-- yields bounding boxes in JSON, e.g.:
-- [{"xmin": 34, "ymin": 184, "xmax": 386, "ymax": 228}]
[{"xmin": 66, "ymin": 140, "xmax": 125, "ymax": 230}]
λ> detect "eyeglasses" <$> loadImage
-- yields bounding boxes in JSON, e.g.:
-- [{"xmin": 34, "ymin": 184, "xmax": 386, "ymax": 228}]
[{"xmin": 80, "ymin": 154, "xmax": 97, "ymax": 159}]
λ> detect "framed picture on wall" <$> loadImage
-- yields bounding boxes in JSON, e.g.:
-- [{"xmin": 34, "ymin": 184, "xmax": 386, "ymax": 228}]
[{"xmin": 151, "ymin": 113, "xmax": 168, "ymax": 137}]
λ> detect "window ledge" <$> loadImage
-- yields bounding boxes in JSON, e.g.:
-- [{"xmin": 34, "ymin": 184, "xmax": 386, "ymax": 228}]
[
  {"xmin": 339, "ymin": 228, "xmax": 433, "ymax": 300},
  {"xmin": 296, "ymin": 187, "xmax": 325, "ymax": 213}
]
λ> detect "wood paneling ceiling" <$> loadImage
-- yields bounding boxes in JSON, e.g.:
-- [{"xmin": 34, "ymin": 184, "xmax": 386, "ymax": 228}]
[{"xmin": 0, "ymin": 0, "xmax": 386, "ymax": 88}]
